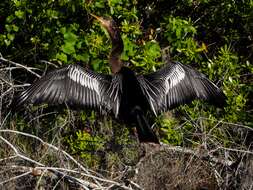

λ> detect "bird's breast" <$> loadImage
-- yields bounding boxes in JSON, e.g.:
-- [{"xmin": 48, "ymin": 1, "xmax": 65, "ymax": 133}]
[{"xmin": 117, "ymin": 68, "xmax": 150, "ymax": 122}]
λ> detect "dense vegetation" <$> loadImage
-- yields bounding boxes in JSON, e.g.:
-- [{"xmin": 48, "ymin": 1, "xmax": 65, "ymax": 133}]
[{"xmin": 0, "ymin": 0, "xmax": 252, "ymax": 189}]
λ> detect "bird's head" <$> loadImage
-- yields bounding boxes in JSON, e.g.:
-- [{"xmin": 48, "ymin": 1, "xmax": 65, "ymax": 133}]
[
  {"xmin": 90, "ymin": 14, "xmax": 124, "ymax": 74},
  {"xmin": 90, "ymin": 14, "xmax": 121, "ymax": 43}
]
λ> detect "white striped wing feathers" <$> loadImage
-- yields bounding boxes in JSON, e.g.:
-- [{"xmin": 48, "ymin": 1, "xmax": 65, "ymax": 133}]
[
  {"xmin": 16, "ymin": 65, "xmax": 121, "ymax": 117},
  {"xmin": 138, "ymin": 61, "xmax": 225, "ymax": 115}
]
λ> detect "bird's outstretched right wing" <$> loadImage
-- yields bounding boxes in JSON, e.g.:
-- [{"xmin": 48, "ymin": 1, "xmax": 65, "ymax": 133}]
[
  {"xmin": 14, "ymin": 65, "xmax": 122, "ymax": 117},
  {"xmin": 138, "ymin": 61, "xmax": 226, "ymax": 116}
]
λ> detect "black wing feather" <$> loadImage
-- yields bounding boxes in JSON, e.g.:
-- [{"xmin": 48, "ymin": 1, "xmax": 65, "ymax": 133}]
[
  {"xmin": 15, "ymin": 65, "xmax": 121, "ymax": 117},
  {"xmin": 138, "ymin": 61, "xmax": 226, "ymax": 115}
]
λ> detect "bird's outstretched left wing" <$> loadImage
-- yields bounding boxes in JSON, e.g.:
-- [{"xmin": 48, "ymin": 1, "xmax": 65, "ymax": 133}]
[
  {"xmin": 137, "ymin": 61, "xmax": 226, "ymax": 116},
  {"xmin": 14, "ymin": 65, "xmax": 122, "ymax": 116}
]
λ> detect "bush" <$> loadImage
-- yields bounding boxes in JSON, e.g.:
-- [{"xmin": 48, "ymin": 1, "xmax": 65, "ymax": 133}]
[{"xmin": 0, "ymin": 0, "xmax": 252, "ymax": 188}]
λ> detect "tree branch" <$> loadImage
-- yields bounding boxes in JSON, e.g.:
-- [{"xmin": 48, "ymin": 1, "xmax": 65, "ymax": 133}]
[
  {"xmin": 0, "ymin": 130, "xmax": 136, "ymax": 189},
  {"xmin": 0, "ymin": 56, "xmax": 41, "ymax": 78}
]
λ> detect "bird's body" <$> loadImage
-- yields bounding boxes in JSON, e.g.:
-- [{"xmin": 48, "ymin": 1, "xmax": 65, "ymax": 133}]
[
  {"xmin": 118, "ymin": 67, "xmax": 150, "ymax": 121},
  {"xmin": 117, "ymin": 67, "xmax": 159, "ymax": 143},
  {"xmin": 13, "ymin": 15, "xmax": 226, "ymax": 144}
]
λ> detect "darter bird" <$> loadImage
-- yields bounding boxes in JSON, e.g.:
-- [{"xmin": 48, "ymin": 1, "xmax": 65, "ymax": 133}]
[{"xmin": 14, "ymin": 14, "xmax": 226, "ymax": 144}]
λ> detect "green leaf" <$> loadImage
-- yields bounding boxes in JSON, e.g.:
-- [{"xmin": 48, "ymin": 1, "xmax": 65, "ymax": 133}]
[
  {"xmin": 91, "ymin": 59, "xmax": 102, "ymax": 71},
  {"xmin": 144, "ymin": 41, "xmax": 161, "ymax": 58},
  {"xmin": 5, "ymin": 25, "xmax": 12, "ymax": 32},
  {"xmin": 6, "ymin": 15, "xmax": 15, "ymax": 23},
  {"xmin": 4, "ymin": 39, "xmax": 11, "ymax": 46},
  {"xmin": 56, "ymin": 52, "xmax": 68, "ymax": 63},
  {"xmin": 60, "ymin": 27, "xmax": 66, "ymax": 34},
  {"xmin": 12, "ymin": 25, "xmax": 19, "ymax": 32},
  {"xmin": 13, "ymin": 0, "xmax": 22, "ymax": 7},
  {"xmin": 94, "ymin": 1, "xmax": 105, "ymax": 8},
  {"xmin": 14, "ymin": 10, "xmax": 24, "ymax": 19},
  {"xmin": 61, "ymin": 42, "xmax": 76, "ymax": 55},
  {"xmin": 64, "ymin": 31, "xmax": 78, "ymax": 43},
  {"xmin": 7, "ymin": 33, "xmax": 15, "ymax": 41},
  {"xmin": 75, "ymin": 54, "xmax": 89, "ymax": 62}
]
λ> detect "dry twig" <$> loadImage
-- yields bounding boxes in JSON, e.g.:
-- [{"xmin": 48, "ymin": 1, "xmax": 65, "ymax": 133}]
[
  {"xmin": 0, "ymin": 129, "xmax": 135, "ymax": 189},
  {"xmin": 0, "ymin": 56, "xmax": 41, "ymax": 78}
]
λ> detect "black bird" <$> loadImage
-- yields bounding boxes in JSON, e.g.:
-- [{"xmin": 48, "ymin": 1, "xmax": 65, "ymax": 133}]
[{"xmin": 14, "ymin": 15, "xmax": 226, "ymax": 144}]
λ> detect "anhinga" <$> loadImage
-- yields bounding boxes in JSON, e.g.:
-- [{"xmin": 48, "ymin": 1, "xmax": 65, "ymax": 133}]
[{"xmin": 14, "ymin": 15, "xmax": 226, "ymax": 144}]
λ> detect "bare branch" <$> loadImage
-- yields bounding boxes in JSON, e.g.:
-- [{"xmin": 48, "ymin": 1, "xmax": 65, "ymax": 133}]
[
  {"xmin": 158, "ymin": 143, "xmax": 235, "ymax": 166},
  {"xmin": 215, "ymin": 147, "xmax": 253, "ymax": 155},
  {"xmin": 0, "ymin": 171, "xmax": 32, "ymax": 186},
  {"xmin": 198, "ymin": 117, "xmax": 253, "ymax": 131},
  {"xmin": 0, "ymin": 129, "xmax": 90, "ymax": 171},
  {"xmin": 0, "ymin": 136, "xmax": 44, "ymax": 166},
  {"xmin": 0, "ymin": 56, "xmax": 41, "ymax": 78},
  {"xmin": 0, "ymin": 136, "xmax": 95, "ymax": 189},
  {"xmin": 0, "ymin": 155, "xmax": 18, "ymax": 162},
  {"xmin": 39, "ymin": 60, "xmax": 59, "ymax": 68},
  {"xmin": 0, "ymin": 130, "xmax": 135, "ymax": 189}
]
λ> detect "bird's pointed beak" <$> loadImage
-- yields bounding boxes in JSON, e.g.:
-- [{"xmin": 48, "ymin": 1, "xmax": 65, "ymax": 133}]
[
  {"xmin": 90, "ymin": 13, "xmax": 111, "ymax": 29},
  {"xmin": 90, "ymin": 13, "xmax": 101, "ymax": 21}
]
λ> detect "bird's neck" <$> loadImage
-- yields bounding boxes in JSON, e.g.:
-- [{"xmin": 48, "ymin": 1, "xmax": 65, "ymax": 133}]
[
  {"xmin": 109, "ymin": 33, "xmax": 124, "ymax": 74},
  {"xmin": 109, "ymin": 54, "xmax": 123, "ymax": 74}
]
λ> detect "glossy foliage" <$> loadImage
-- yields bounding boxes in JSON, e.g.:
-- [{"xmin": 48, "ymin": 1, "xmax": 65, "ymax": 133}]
[{"xmin": 1, "ymin": 0, "xmax": 252, "ymax": 158}]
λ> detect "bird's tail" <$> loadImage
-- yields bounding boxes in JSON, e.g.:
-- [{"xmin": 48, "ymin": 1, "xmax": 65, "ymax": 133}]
[{"xmin": 133, "ymin": 107, "xmax": 159, "ymax": 144}]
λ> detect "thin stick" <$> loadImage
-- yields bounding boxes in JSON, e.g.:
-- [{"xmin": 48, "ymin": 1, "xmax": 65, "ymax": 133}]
[
  {"xmin": 0, "ymin": 57, "xmax": 41, "ymax": 78},
  {"xmin": 0, "ymin": 171, "xmax": 32, "ymax": 186},
  {"xmin": 0, "ymin": 129, "xmax": 101, "ymax": 186},
  {"xmin": 0, "ymin": 136, "xmax": 93, "ymax": 189}
]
